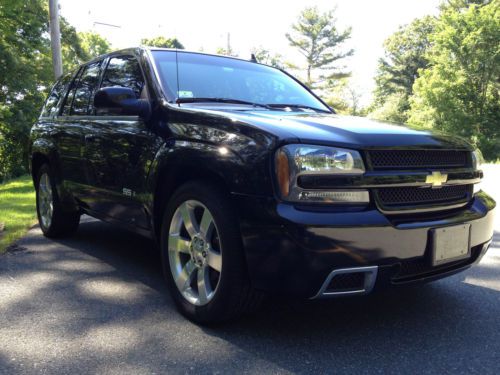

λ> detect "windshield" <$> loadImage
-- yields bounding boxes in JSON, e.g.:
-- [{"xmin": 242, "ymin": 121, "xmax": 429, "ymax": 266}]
[{"xmin": 151, "ymin": 50, "xmax": 331, "ymax": 112}]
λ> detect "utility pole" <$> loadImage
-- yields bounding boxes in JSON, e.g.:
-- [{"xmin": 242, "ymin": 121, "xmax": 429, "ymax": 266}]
[
  {"xmin": 227, "ymin": 32, "xmax": 231, "ymax": 55},
  {"xmin": 49, "ymin": 0, "xmax": 63, "ymax": 79}
]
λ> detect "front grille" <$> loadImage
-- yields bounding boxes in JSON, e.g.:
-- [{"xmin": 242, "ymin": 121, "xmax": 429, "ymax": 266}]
[
  {"xmin": 376, "ymin": 185, "xmax": 472, "ymax": 208},
  {"xmin": 368, "ymin": 150, "xmax": 470, "ymax": 170}
]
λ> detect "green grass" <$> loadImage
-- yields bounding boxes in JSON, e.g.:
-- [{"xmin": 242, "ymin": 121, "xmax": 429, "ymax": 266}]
[{"xmin": 0, "ymin": 175, "xmax": 37, "ymax": 252}]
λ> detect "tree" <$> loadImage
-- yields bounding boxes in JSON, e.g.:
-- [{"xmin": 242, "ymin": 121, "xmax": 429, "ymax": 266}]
[
  {"xmin": 0, "ymin": 1, "xmax": 111, "ymax": 180},
  {"xmin": 215, "ymin": 46, "xmax": 237, "ymax": 57},
  {"xmin": 286, "ymin": 7, "xmax": 353, "ymax": 88},
  {"xmin": 141, "ymin": 36, "xmax": 184, "ymax": 49},
  {"xmin": 323, "ymin": 80, "xmax": 365, "ymax": 116},
  {"xmin": 250, "ymin": 47, "xmax": 285, "ymax": 69},
  {"xmin": 59, "ymin": 19, "xmax": 111, "ymax": 72},
  {"xmin": 441, "ymin": 0, "xmax": 492, "ymax": 10},
  {"xmin": 78, "ymin": 31, "xmax": 111, "ymax": 59},
  {"xmin": 370, "ymin": 16, "xmax": 436, "ymax": 122},
  {"xmin": 344, "ymin": 85, "xmax": 363, "ymax": 116},
  {"xmin": 0, "ymin": 0, "xmax": 51, "ymax": 180},
  {"xmin": 370, "ymin": 92, "xmax": 409, "ymax": 123},
  {"xmin": 408, "ymin": 1, "xmax": 500, "ymax": 159}
]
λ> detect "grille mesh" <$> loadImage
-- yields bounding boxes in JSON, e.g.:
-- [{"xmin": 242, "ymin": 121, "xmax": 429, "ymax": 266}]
[
  {"xmin": 376, "ymin": 185, "xmax": 471, "ymax": 208},
  {"xmin": 326, "ymin": 273, "xmax": 365, "ymax": 292},
  {"xmin": 368, "ymin": 150, "xmax": 470, "ymax": 170},
  {"xmin": 393, "ymin": 244, "xmax": 482, "ymax": 282}
]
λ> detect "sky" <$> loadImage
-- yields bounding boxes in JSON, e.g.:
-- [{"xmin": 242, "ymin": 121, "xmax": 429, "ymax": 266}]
[{"xmin": 58, "ymin": 0, "xmax": 441, "ymax": 106}]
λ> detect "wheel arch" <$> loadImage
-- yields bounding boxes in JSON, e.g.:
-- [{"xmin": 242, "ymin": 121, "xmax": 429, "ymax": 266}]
[
  {"xmin": 31, "ymin": 152, "xmax": 51, "ymax": 184},
  {"xmin": 30, "ymin": 139, "xmax": 62, "ymax": 184},
  {"xmin": 31, "ymin": 139, "xmax": 79, "ymax": 213},
  {"xmin": 151, "ymin": 158, "xmax": 233, "ymax": 241}
]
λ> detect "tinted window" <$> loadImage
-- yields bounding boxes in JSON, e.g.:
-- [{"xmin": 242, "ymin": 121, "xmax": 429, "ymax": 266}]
[
  {"xmin": 70, "ymin": 61, "xmax": 102, "ymax": 115},
  {"xmin": 151, "ymin": 51, "xmax": 330, "ymax": 112},
  {"xmin": 61, "ymin": 69, "xmax": 82, "ymax": 116},
  {"xmin": 101, "ymin": 56, "xmax": 145, "ymax": 98},
  {"xmin": 41, "ymin": 74, "xmax": 72, "ymax": 118}
]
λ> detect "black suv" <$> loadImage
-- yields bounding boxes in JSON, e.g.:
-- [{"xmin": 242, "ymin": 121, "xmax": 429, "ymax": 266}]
[{"xmin": 30, "ymin": 47, "xmax": 495, "ymax": 323}]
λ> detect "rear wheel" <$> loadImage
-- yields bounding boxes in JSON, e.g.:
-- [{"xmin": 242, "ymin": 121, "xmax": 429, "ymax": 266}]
[
  {"xmin": 161, "ymin": 181, "xmax": 262, "ymax": 323},
  {"xmin": 36, "ymin": 164, "xmax": 80, "ymax": 238}
]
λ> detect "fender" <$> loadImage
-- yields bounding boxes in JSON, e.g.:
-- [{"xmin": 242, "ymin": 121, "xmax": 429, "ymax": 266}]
[{"xmin": 145, "ymin": 110, "xmax": 282, "ymax": 237}]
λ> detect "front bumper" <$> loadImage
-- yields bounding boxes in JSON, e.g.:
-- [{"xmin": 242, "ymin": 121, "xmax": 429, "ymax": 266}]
[{"xmin": 233, "ymin": 191, "xmax": 495, "ymax": 298}]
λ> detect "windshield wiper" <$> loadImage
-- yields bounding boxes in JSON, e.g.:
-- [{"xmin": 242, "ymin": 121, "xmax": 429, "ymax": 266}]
[
  {"xmin": 265, "ymin": 103, "xmax": 331, "ymax": 113},
  {"xmin": 176, "ymin": 97, "xmax": 271, "ymax": 109}
]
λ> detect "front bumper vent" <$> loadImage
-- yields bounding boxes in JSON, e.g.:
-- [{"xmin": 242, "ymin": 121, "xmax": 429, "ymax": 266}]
[{"xmin": 312, "ymin": 266, "xmax": 378, "ymax": 299}]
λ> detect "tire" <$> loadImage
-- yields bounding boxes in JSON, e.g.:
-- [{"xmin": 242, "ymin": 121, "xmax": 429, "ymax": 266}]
[
  {"xmin": 160, "ymin": 181, "xmax": 262, "ymax": 324},
  {"xmin": 35, "ymin": 164, "xmax": 80, "ymax": 238}
]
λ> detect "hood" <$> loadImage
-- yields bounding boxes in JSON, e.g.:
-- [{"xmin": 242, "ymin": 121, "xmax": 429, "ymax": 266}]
[{"xmin": 198, "ymin": 109, "xmax": 472, "ymax": 150}]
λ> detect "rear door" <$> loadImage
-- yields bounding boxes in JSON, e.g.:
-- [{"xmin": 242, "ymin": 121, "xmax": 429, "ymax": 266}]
[
  {"xmin": 58, "ymin": 60, "xmax": 104, "ymax": 202},
  {"xmin": 82, "ymin": 54, "xmax": 159, "ymax": 229},
  {"xmin": 35, "ymin": 73, "xmax": 84, "ymax": 199}
]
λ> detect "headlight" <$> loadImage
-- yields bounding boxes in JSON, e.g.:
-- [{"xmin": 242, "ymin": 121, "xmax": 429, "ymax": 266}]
[
  {"xmin": 472, "ymin": 149, "xmax": 484, "ymax": 170},
  {"xmin": 275, "ymin": 144, "xmax": 369, "ymax": 204}
]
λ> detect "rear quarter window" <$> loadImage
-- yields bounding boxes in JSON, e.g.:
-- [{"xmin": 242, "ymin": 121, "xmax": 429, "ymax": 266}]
[{"xmin": 40, "ymin": 74, "xmax": 72, "ymax": 118}]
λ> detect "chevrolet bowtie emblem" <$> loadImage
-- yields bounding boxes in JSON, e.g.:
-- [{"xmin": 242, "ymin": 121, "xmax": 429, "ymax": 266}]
[{"xmin": 426, "ymin": 171, "xmax": 448, "ymax": 187}]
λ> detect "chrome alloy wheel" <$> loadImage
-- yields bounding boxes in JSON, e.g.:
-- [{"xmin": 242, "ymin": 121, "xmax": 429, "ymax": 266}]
[
  {"xmin": 38, "ymin": 173, "xmax": 53, "ymax": 229},
  {"xmin": 168, "ymin": 200, "xmax": 223, "ymax": 306}
]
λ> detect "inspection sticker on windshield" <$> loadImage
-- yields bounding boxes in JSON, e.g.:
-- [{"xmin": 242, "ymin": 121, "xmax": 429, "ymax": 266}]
[{"xmin": 178, "ymin": 90, "xmax": 194, "ymax": 98}]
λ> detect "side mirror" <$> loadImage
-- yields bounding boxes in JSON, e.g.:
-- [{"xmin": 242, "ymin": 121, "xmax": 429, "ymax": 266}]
[{"xmin": 94, "ymin": 87, "xmax": 151, "ymax": 120}]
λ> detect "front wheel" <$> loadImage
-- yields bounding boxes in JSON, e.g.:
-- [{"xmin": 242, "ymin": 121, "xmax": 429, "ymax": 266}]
[
  {"xmin": 161, "ymin": 181, "xmax": 262, "ymax": 323},
  {"xmin": 36, "ymin": 164, "xmax": 80, "ymax": 238}
]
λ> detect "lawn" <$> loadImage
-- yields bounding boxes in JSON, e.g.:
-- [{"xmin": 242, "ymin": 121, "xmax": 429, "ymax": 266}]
[{"xmin": 0, "ymin": 175, "xmax": 37, "ymax": 252}]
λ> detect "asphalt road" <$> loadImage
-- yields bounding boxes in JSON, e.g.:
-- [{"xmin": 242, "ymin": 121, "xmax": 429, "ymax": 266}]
[{"xmin": 0, "ymin": 174, "xmax": 499, "ymax": 374}]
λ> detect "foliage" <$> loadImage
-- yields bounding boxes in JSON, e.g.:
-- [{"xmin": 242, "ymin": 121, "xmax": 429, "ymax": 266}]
[
  {"xmin": 0, "ymin": 175, "xmax": 36, "ymax": 252},
  {"xmin": 286, "ymin": 6, "xmax": 353, "ymax": 88},
  {"xmin": 0, "ymin": 0, "xmax": 51, "ymax": 180},
  {"xmin": 369, "ymin": 92, "xmax": 409, "ymax": 123},
  {"xmin": 60, "ymin": 20, "xmax": 111, "ymax": 72},
  {"xmin": 251, "ymin": 47, "xmax": 286, "ymax": 69},
  {"xmin": 141, "ymin": 36, "xmax": 184, "ymax": 49},
  {"xmin": 79, "ymin": 32, "xmax": 111, "ymax": 58},
  {"xmin": 323, "ymin": 80, "xmax": 365, "ymax": 116},
  {"xmin": 215, "ymin": 46, "xmax": 237, "ymax": 57},
  {"xmin": 408, "ymin": 1, "xmax": 500, "ymax": 159},
  {"xmin": 0, "ymin": 1, "xmax": 111, "ymax": 181},
  {"xmin": 370, "ymin": 16, "xmax": 436, "ymax": 123}
]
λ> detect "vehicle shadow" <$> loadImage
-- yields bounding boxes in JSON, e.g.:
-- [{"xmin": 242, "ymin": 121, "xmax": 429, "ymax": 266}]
[
  {"xmin": 3, "ymin": 219, "xmax": 499, "ymax": 373},
  {"xmin": 66, "ymin": 221, "xmax": 500, "ymax": 369}
]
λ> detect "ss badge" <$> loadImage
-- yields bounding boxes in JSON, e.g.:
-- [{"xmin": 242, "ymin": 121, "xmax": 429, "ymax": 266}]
[{"xmin": 122, "ymin": 188, "xmax": 134, "ymax": 197}]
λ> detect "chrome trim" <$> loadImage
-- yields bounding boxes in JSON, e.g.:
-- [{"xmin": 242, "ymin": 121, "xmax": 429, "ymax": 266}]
[
  {"xmin": 353, "ymin": 179, "xmax": 481, "ymax": 188},
  {"xmin": 311, "ymin": 266, "xmax": 378, "ymax": 299}
]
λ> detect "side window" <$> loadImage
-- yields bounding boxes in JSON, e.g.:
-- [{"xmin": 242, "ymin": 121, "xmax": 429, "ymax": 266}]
[
  {"xmin": 101, "ymin": 56, "xmax": 145, "ymax": 98},
  {"xmin": 61, "ymin": 69, "xmax": 82, "ymax": 116},
  {"xmin": 41, "ymin": 74, "xmax": 72, "ymax": 118},
  {"xmin": 70, "ymin": 61, "xmax": 103, "ymax": 115}
]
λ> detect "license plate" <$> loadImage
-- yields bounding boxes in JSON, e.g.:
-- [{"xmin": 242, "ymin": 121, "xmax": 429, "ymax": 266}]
[{"xmin": 432, "ymin": 224, "xmax": 471, "ymax": 266}]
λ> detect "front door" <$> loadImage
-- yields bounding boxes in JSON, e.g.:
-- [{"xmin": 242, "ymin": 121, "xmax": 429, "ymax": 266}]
[{"xmin": 82, "ymin": 55, "xmax": 160, "ymax": 229}]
